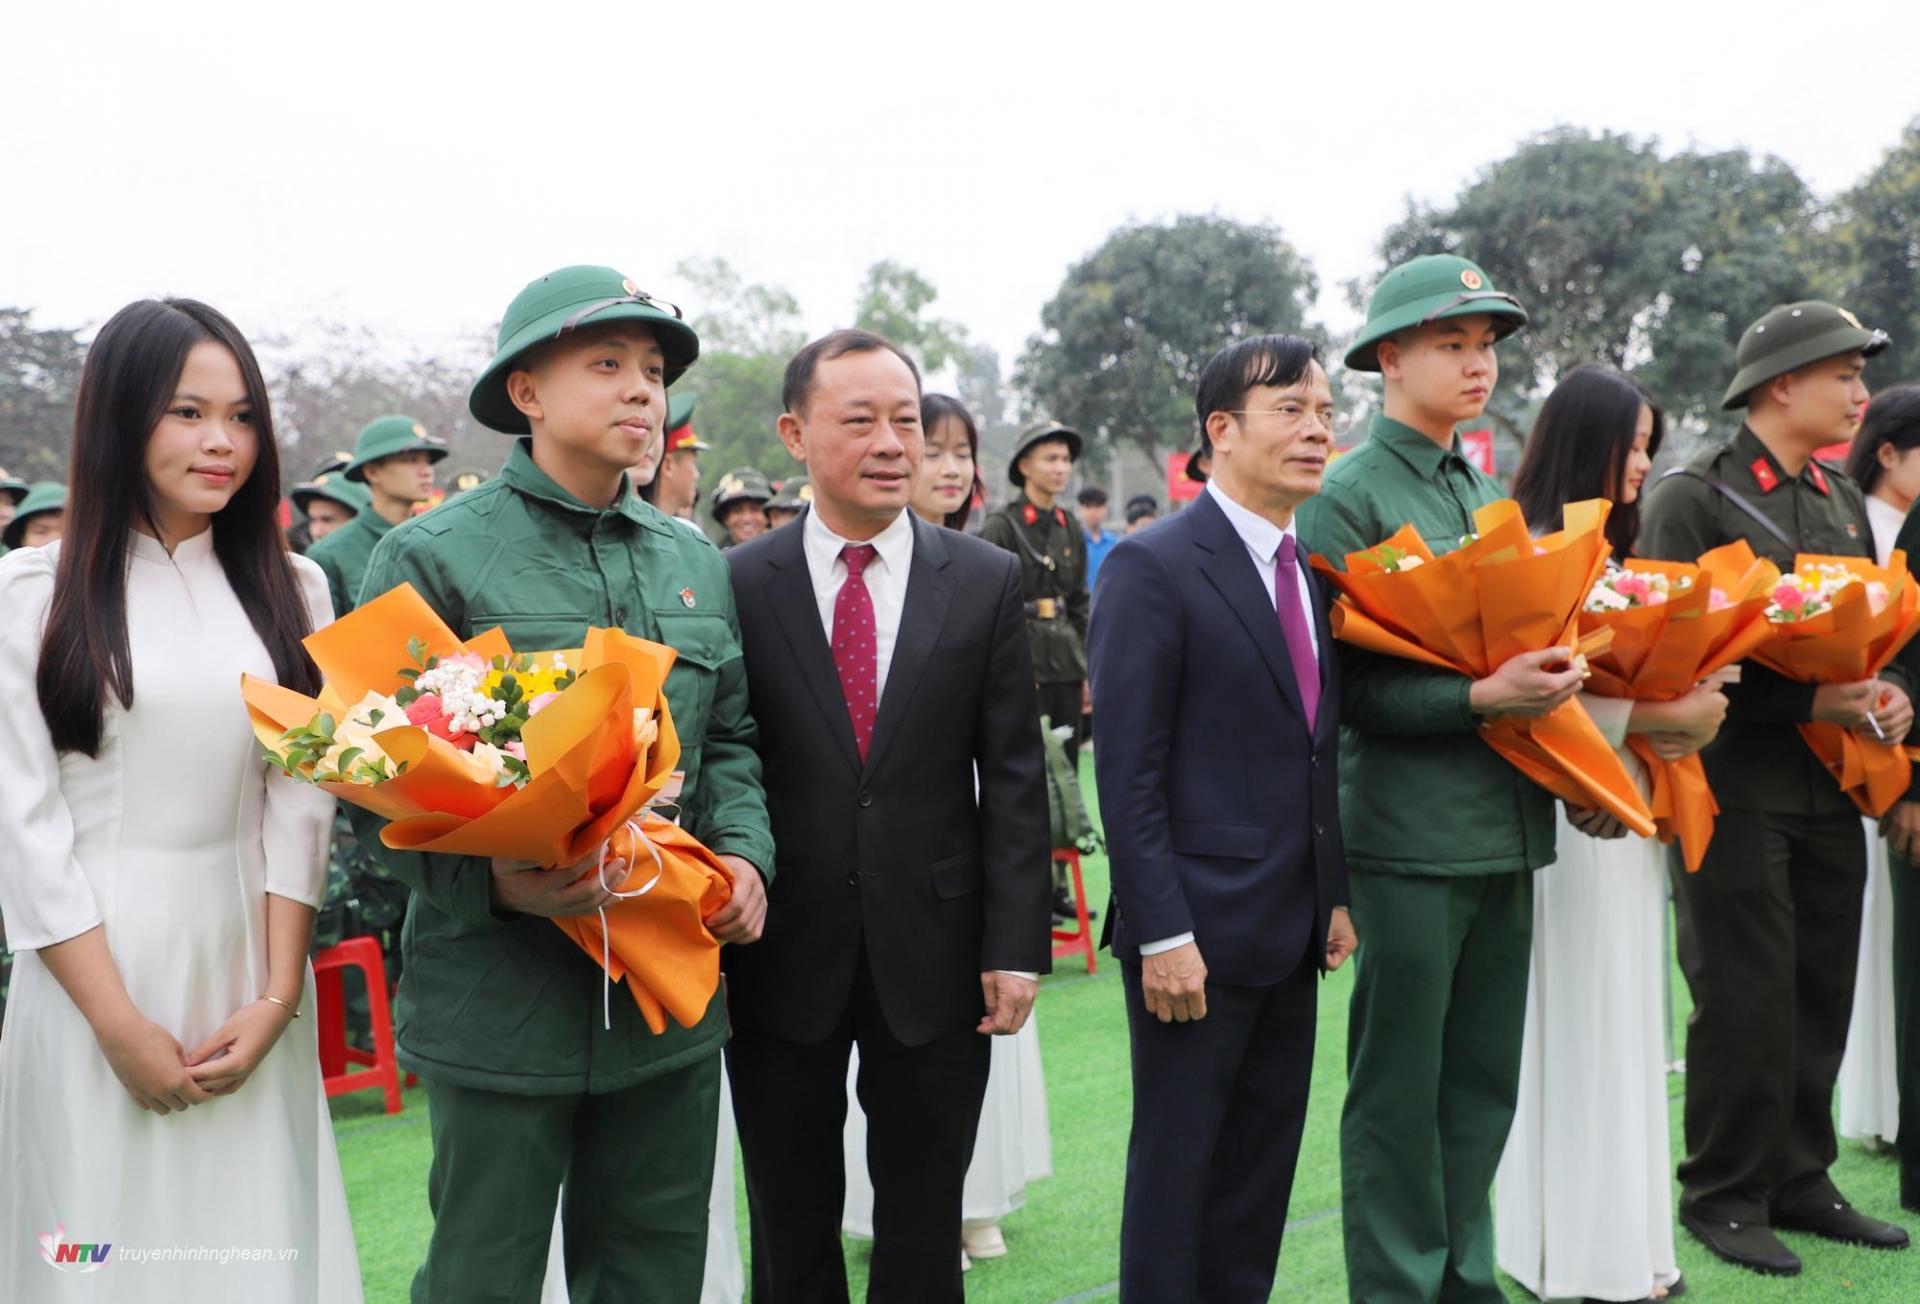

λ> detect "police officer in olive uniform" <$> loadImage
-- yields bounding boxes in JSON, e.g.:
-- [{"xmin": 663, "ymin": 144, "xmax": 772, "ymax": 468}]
[
  {"xmin": 1639, "ymin": 301, "xmax": 1913, "ymax": 1274},
  {"xmin": 306, "ymin": 416, "xmax": 447, "ymax": 617},
  {"xmin": 710, "ymin": 466, "xmax": 773, "ymax": 548},
  {"xmin": 765, "ymin": 474, "xmax": 810, "ymax": 529}
]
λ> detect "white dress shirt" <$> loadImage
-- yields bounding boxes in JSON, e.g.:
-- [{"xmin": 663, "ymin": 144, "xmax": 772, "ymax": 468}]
[
  {"xmin": 801, "ymin": 507, "xmax": 1035, "ymax": 982},
  {"xmin": 1140, "ymin": 481, "xmax": 1320, "ymax": 958}
]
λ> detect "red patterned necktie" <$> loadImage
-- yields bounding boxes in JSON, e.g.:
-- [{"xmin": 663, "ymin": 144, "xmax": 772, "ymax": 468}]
[
  {"xmin": 1275, "ymin": 535, "xmax": 1319, "ymax": 732},
  {"xmin": 832, "ymin": 544, "xmax": 880, "ymax": 760}
]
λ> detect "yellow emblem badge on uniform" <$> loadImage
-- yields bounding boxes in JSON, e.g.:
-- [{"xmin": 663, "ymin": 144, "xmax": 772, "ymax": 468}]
[
  {"xmin": 1750, "ymin": 457, "xmax": 1780, "ymax": 494},
  {"xmin": 679, "ymin": 586, "xmax": 696, "ymax": 609},
  {"xmin": 622, "ymin": 278, "xmax": 639, "ymax": 298},
  {"xmin": 1460, "ymin": 269, "xmax": 1483, "ymax": 290}
]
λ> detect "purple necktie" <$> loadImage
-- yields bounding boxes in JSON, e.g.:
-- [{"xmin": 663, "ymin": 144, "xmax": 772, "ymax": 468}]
[
  {"xmin": 1275, "ymin": 535, "xmax": 1319, "ymax": 731},
  {"xmin": 832, "ymin": 544, "xmax": 879, "ymax": 760}
]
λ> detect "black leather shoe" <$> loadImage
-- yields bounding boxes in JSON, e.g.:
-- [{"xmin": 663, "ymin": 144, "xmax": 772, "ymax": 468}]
[
  {"xmin": 1678, "ymin": 1211, "xmax": 1801, "ymax": 1276},
  {"xmin": 1772, "ymin": 1195, "xmax": 1910, "ymax": 1249}
]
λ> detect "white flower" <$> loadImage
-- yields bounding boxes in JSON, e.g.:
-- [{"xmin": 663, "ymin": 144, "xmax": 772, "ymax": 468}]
[
  {"xmin": 1396, "ymin": 554, "xmax": 1425, "ymax": 571},
  {"xmin": 320, "ymin": 690, "xmax": 407, "ymax": 777}
]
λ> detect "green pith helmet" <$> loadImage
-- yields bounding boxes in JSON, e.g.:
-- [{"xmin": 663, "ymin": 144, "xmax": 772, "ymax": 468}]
[
  {"xmin": 0, "ymin": 467, "xmax": 28, "ymax": 505},
  {"xmin": 1722, "ymin": 301, "xmax": 1891, "ymax": 410},
  {"xmin": 2, "ymin": 480, "xmax": 66, "ymax": 549},
  {"xmin": 309, "ymin": 450, "xmax": 354, "ymax": 479},
  {"xmin": 290, "ymin": 471, "xmax": 371, "ymax": 517},
  {"xmin": 470, "ymin": 265, "xmax": 701, "ymax": 434},
  {"xmin": 767, "ymin": 475, "xmax": 812, "ymax": 512},
  {"xmin": 1344, "ymin": 254, "xmax": 1529, "ymax": 373},
  {"xmin": 1008, "ymin": 419, "xmax": 1083, "ymax": 487},
  {"xmin": 663, "ymin": 391, "xmax": 711, "ymax": 454},
  {"xmin": 343, "ymin": 416, "xmax": 448, "ymax": 483},
  {"xmin": 709, "ymin": 467, "xmax": 774, "ymax": 524},
  {"xmin": 444, "ymin": 467, "xmax": 490, "ymax": 497}
]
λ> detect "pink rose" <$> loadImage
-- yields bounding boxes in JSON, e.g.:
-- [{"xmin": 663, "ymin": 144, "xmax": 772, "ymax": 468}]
[
  {"xmin": 526, "ymin": 691, "xmax": 560, "ymax": 717},
  {"xmin": 405, "ymin": 693, "xmax": 477, "ymax": 749},
  {"xmin": 503, "ymin": 740, "xmax": 527, "ymax": 761},
  {"xmin": 1708, "ymin": 588, "xmax": 1730, "ymax": 612},
  {"xmin": 1772, "ymin": 583, "xmax": 1805, "ymax": 611}
]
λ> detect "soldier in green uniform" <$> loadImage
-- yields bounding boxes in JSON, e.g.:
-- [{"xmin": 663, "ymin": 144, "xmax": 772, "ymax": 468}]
[
  {"xmin": 709, "ymin": 466, "xmax": 772, "ymax": 548},
  {"xmin": 351, "ymin": 264, "xmax": 773, "ymax": 1302},
  {"xmin": 641, "ymin": 392, "xmax": 708, "ymax": 521},
  {"xmin": 289, "ymin": 470, "xmax": 369, "ymax": 549},
  {"xmin": 306, "ymin": 415, "xmax": 447, "ymax": 617},
  {"xmin": 1297, "ymin": 254, "xmax": 1602, "ymax": 1304},
  {"xmin": 1639, "ymin": 301, "xmax": 1913, "ymax": 1273},
  {"xmin": 0, "ymin": 482, "xmax": 66, "ymax": 551},
  {"xmin": 0, "ymin": 469, "xmax": 27, "ymax": 558},
  {"xmin": 765, "ymin": 474, "xmax": 810, "ymax": 529}
]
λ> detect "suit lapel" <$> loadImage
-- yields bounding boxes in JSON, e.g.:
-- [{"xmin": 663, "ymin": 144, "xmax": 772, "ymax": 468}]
[
  {"xmin": 1190, "ymin": 492, "xmax": 1313, "ymax": 736},
  {"xmin": 764, "ymin": 513, "xmax": 863, "ymax": 776},
  {"xmin": 864, "ymin": 515, "xmax": 956, "ymax": 776}
]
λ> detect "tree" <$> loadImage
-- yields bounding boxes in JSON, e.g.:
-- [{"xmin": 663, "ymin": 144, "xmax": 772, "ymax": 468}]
[
  {"xmin": 852, "ymin": 260, "xmax": 970, "ymax": 373},
  {"xmin": 673, "ymin": 257, "xmax": 806, "ymax": 358},
  {"xmin": 668, "ymin": 258, "xmax": 805, "ymax": 488},
  {"xmin": 1015, "ymin": 215, "xmax": 1319, "ymax": 463},
  {"xmin": 0, "ymin": 308, "xmax": 87, "ymax": 479},
  {"xmin": 1833, "ymin": 117, "xmax": 1920, "ymax": 387},
  {"xmin": 1368, "ymin": 128, "xmax": 1830, "ymax": 442}
]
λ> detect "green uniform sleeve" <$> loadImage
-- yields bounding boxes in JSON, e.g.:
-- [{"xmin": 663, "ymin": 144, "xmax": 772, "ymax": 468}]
[
  {"xmin": 1297, "ymin": 481, "xmax": 1480, "ymax": 735},
  {"xmin": 680, "ymin": 592, "xmax": 775, "ymax": 879}
]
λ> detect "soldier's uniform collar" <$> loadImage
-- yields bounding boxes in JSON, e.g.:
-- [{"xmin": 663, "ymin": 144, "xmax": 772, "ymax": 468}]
[
  {"xmin": 1732, "ymin": 425, "xmax": 1830, "ymax": 497},
  {"xmin": 1370, "ymin": 414, "xmax": 1470, "ymax": 482},
  {"xmin": 498, "ymin": 438, "xmax": 675, "ymax": 535}
]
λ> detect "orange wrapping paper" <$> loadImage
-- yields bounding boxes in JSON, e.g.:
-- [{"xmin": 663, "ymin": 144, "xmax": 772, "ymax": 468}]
[
  {"xmin": 1311, "ymin": 498, "xmax": 1656, "ymax": 837},
  {"xmin": 241, "ymin": 583, "xmax": 734, "ymax": 1032},
  {"xmin": 1749, "ymin": 552, "xmax": 1920, "ymax": 818},
  {"xmin": 1579, "ymin": 542, "xmax": 1781, "ymax": 870}
]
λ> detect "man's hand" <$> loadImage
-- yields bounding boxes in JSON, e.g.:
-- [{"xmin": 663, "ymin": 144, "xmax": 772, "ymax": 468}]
[
  {"xmin": 1140, "ymin": 941, "xmax": 1208, "ymax": 1023},
  {"xmin": 704, "ymin": 855, "xmax": 768, "ymax": 944},
  {"xmin": 1871, "ymin": 682, "xmax": 1914, "ymax": 745},
  {"xmin": 489, "ymin": 850, "xmax": 623, "ymax": 918},
  {"xmin": 1813, "ymin": 678, "xmax": 1882, "ymax": 727},
  {"xmin": 1470, "ymin": 648, "xmax": 1584, "ymax": 719},
  {"xmin": 1566, "ymin": 803, "xmax": 1629, "ymax": 840},
  {"xmin": 978, "ymin": 972, "xmax": 1038, "ymax": 1035},
  {"xmin": 1885, "ymin": 801, "xmax": 1920, "ymax": 862},
  {"xmin": 1325, "ymin": 907, "xmax": 1357, "ymax": 971}
]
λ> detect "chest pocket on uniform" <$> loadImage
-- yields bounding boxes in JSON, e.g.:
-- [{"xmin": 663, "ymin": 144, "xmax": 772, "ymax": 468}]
[{"xmin": 652, "ymin": 611, "xmax": 739, "ymax": 744}]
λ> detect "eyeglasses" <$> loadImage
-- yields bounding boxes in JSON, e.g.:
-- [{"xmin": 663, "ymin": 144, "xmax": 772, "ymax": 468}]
[
  {"xmin": 559, "ymin": 291, "xmax": 686, "ymax": 335},
  {"xmin": 1416, "ymin": 289, "xmax": 1523, "ymax": 327},
  {"xmin": 1220, "ymin": 407, "xmax": 1340, "ymax": 431}
]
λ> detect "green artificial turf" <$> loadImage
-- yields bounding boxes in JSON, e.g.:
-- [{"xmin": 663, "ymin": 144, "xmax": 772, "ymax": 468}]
[{"xmin": 332, "ymin": 766, "xmax": 1920, "ymax": 1302}]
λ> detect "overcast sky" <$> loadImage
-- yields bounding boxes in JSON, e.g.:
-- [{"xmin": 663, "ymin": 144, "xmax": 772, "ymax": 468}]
[{"xmin": 9, "ymin": 0, "xmax": 1920, "ymax": 375}]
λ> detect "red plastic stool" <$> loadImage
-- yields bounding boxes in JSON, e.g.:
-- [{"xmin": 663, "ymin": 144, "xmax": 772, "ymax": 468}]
[
  {"xmin": 1049, "ymin": 847, "xmax": 1097, "ymax": 975},
  {"xmin": 313, "ymin": 937, "xmax": 412, "ymax": 1114}
]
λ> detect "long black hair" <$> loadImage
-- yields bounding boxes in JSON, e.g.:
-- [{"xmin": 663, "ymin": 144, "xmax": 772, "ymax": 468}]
[
  {"xmin": 1512, "ymin": 363, "xmax": 1665, "ymax": 557},
  {"xmin": 1845, "ymin": 384, "xmax": 1920, "ymax": 497},
  {"xmin": 921, "ymin": 393, "xmax": 984, "ymax": 531},
  {"xmin": 37, "ymin": 299, "xmax": 318, "ymax": 756}
]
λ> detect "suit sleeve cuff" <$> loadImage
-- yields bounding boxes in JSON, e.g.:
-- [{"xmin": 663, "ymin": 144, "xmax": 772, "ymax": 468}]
[{"xmin": 1139, "ymin": 931, "xmax": 1196, "ymax": 956}]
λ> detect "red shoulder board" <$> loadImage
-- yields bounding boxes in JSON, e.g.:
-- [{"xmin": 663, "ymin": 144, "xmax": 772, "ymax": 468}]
[
  {"xmin": 1808, "ymin": 462, "xmax": 1831, "ymax": 496},
  {"xmin": 1022, "ymin": 503, "xmax": 1039, "ymax": 526},
  {"xmin": 1750, "ymin": 457, "xmax": 1780, "ymax": 494}
]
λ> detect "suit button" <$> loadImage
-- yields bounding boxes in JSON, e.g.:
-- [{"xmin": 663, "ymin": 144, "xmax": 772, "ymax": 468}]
[
  {"xmin": 614, "ymin": 608, "xmax": 628, "ymax": 626},
  {"xmin": 1316, "ymin": 824, "xmax": 1325, "ymax": 836},
  {"xmin": 1311, "ymin": 754, "xmax": 1319, "ymax": 768},
  {"xmin": 858, "ymin": 792, "xmax": 873, "ymax": 808},
  {"xmin": 847, "ymin": 871, "xmax": 860, "ymax": 887}
]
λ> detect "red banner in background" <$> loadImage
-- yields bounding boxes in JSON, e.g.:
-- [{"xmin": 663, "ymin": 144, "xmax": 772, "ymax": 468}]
[
  {"xmin": 1459, "ymin": 428, "xmax": 1495, "ymax": 476},
  {"xmin": 1167, "ymin": 453, "xmax": 1202, "ymax": 502}
]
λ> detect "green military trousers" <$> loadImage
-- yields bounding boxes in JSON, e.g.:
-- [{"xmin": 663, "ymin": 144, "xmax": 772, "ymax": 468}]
[
  {"xmin": 411, "ymin": 1052, "xmax": 722, "ymax": 1304},
  {"xmin": 1341, "ymin": 870, "xmax": 1533, "ymax": 1304}
]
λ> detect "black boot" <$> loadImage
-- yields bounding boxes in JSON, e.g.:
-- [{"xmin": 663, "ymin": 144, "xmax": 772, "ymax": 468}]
[{"xmin": 1678, "ymin": 1210, "xmax": 1801, "ymax": 1276}]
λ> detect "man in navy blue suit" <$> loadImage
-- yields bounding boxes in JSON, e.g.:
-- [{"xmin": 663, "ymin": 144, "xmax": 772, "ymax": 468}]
[{"xmin": 1089, "ymin": 334, "xmax": 1356, "ymax": 1303}]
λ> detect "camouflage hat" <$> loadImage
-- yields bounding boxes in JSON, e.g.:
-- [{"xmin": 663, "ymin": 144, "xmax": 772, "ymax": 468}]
[
  {"xmin": 289, "ymin": 471, "xmax": 371, "ymax": 517},
  {"xmin": 767, "ymin": 475, "xmax": 812, "ymax": 512},
  {"xmin": 1722, "ymin": 301, "xmax": 1890, "ymax": 409},
  {"xmin": 710, "ymin": 466, "xmax": 774, "ymax": 524},
  {"xmin": 343, "ymin": 416, "xmax": 448, "ymax": 482},
  {"xmin": 1345, "ymin": 254, "xmax": 1528, "ymax": 373},
  {"xmin": 1008, "ymin": 419, "xmax": 1083, "ymax": 487}
]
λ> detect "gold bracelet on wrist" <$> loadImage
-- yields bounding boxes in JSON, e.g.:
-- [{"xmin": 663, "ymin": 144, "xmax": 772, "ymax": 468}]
[{"xmin": 261, "ymin": 994, "xmax": 300, "ymax": 1019}]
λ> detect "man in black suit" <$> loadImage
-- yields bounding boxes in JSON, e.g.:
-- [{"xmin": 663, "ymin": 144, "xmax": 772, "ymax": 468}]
[
  {"xmin": 1088, "ymin": 334, "xmax": 1356, "ymax": 1303},
  {"xmin": 723, "ymin": 329, "xmax": 1052, "ymax": 1303}
]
